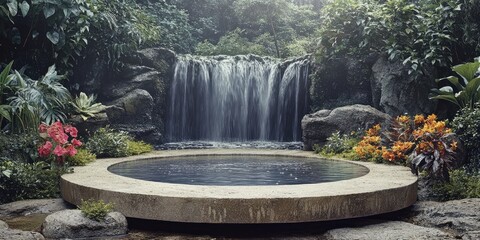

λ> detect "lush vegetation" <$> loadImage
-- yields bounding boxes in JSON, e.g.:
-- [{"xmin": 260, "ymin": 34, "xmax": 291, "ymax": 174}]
[
  {"xmin": 85, "ymin": 128, "xmax": 153, "ymax": 158},
  {"xmin": 79, "ymin": 199, "xmax": 114, "ymax": 221}
]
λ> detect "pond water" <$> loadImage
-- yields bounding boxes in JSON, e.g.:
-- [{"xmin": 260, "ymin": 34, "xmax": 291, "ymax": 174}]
[{"xmin": 108, "ymin": 155, "xmax": 369, "ymax": 186}]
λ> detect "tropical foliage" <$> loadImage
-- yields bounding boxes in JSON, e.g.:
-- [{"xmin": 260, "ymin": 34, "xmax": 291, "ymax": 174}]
[
  {"xmin": 353, "ymin": 115, "xmax": 458, "ymax": 180},
  {"xmin": 451, "ymin": 103, "xmax": 480, "ymax": 171},
  {"xmin": 317, "ymin": 0, "xmax": 480, "ymax": 77},
  {"xmin": 431, "ymin": 59, "xmax": 480, "ymax": 109},
  {"xmin": 71, "ymin": 92, "xmax": 106, "ymax": 121}
]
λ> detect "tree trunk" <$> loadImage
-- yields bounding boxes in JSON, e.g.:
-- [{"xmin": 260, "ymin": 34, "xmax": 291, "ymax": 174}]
[{"xmin": 270, "ymin": 21, "xmax": 281, "ymax": 58}]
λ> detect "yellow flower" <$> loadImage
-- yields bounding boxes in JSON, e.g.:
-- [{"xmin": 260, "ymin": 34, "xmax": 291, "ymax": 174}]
[
  {"xmin": 414, "ymin": 115, "xmax": 425, "ymax": 126},
  {"xmin": 396, "ymin": 115, "xmax": 410, "ymax": 124}
]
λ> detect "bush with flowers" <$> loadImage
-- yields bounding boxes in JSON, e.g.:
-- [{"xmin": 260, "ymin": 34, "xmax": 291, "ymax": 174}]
[
  {"xmin": 354, "ymin": 114, "xmax": 460, "ymax": 180},
  {"xmin": 37, "ymin": 122, "xmax": 82, "ymax": 165}
]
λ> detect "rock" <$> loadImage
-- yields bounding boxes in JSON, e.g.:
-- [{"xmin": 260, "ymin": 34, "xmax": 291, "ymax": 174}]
[
  {"xmin": 0, "ymin": 199, "xmax": 70, "ymax": 219},
  {"xmin": 0, "ymin": 228, "xmax": 45, "ymax": 240},
  {"xmin": 301, "ymin": 104, "xmax": 390, "ymax": 150},
  {"xmin": 125, "ymin": 47, "xmax": 176, "ymax": 71},
  {"xmin": 106, "ymin": 89, "xmax": 154, "ymax": 124},
  {"xmin": 310, "ymin": 55, "xmax": 376, "ymax": 111},
  {"xmin": 69, "ymin": 112, "xmax": 110, "ymax": 138},
  {"xmin": 411, "ymin": 198, "xmax": 480, "ymax": 238},
  {"xmin": 41, "ymin": 210, "xmax": 127, "ymax": 239},
  {"xmin": 0, "ymin": 220, "xmax": 7, "ymax": 229},
  {"xmin": 371, "ymin": 56, "xmax": 436, "ymax": 116},
  {"xmin": 111, "ymin": 123, "xmax": 163, "ymax": 143},
  {"xmin": 323, "ymin": 221, "xmax": 453, "ymax": 240}
]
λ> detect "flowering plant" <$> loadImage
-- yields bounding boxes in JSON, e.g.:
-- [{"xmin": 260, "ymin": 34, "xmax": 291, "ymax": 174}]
[
  {"xmin": 37, "ymin": 122, "xmax": 82, "ymax": 165},
  {"xmin": 353, "ymin": 114, "xmax": 459, "ymax": 180}
]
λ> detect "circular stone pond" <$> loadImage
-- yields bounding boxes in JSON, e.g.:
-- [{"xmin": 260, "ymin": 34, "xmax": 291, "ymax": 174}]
[{"xmin": 60, "ymin": 149, "xmax": 417, "ymax": 224}]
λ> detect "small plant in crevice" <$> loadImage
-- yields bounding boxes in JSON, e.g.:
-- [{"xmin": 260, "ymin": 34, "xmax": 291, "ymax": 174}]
[{"xmin": 79, "ymin": 199, "xmax": 114, "ymax": 222}]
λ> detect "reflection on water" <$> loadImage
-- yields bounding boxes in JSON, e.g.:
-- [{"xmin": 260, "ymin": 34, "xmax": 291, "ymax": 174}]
[{"xmin": 109, "ymin": 156, "xmax": 369, "ymax": 186}]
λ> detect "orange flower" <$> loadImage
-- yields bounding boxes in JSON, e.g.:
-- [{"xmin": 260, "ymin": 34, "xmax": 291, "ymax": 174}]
[
  {"xmin": 450, "ymin": 141, "xmax": 458, "ymax": 151},
  {"xmin": 396, "ymin": 115, "xmax": 410, "ymax": 124},
  {"xmin": 414, "ymin": 115, "xmax": 425, "ymax": 126}
]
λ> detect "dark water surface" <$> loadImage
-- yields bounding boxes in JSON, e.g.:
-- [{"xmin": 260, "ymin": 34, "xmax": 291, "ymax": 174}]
[{"xmin": 108, "ymin": 155, "xmax": 369, "ymax": 186}]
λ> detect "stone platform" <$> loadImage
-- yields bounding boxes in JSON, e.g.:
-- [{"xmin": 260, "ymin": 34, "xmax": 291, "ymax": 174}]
[{"xmin": 60, "ymin": 150, "xmax": 417, "ymax": 224}]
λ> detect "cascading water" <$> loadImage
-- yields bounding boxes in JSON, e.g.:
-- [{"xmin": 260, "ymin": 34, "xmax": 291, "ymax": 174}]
[{"xmin": 167, "ymin": 54, "xmax": 309, "ymax": 142}]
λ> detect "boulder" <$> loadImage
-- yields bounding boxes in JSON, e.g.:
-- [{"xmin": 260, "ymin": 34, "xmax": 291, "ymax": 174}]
[
  {"xmin": 411, "ymin": 198, "xmax": 480, "ymax": 238},
  {"xmin": 323, "ymin": 221, "xmax": 452, "ymax": 240},
  {"xmin": 41, "ymin": 210, "xmax": 127, "ymax": 239},
  {"xmin": 69, "ymin": 112, "xmax": 110, "ymax": 138},
  {"xmin": 0, "ymin": 199, "xmax": 70, "ymax": 219},
  {"xmin": 302, "ymin": 104, "xmax": 390, "ymax": 150},
  {"xmin": 371, "ymin": 56, "xmax": 436, "ymax": 116},
  {"xmin": 106, "ymin": 89, "xmax": 154, "ymax": 124},
  {"xmin": 0, "ymin": 228, "xmax": 45, "ymax": 240},
  {"xmin": 0, "ymin": 220, "xmax": 7, "ymax": 229}
]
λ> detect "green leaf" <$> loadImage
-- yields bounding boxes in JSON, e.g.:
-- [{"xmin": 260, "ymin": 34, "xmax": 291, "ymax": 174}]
[
  {"xmin": 0, "ymin": 105, "xmax": 11, "ymax": 121},
  {"xmin": 19, "ymin": 1, "xmax": 29, "ymax": 17},
  {"xmin": 46, "ymin": 31, "xmax": 59, "ymax": 44},
  {"xmin": 43, "ymin": 5, "xmax": 55, "ymax": 19},
  {"xmin": 7, "ymin": 0, "xmax": 18, "ymax": 16},
  {"xmin": 2, "ymin": 169, "xmax": 12, "ymax": 178},
  {"xmin": 436, "ymin": 76, "xmax": 463, "ymax": 90},
  {"xmin": 430, "ymin": 94, "xmax": 461, "ymax": 108},
  {"xmin": 453, "ymin": 62, "xmax": 480, "ymax": 84}
]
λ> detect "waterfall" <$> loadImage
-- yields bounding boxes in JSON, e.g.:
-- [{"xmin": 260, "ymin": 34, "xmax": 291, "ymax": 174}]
[{"xmin": 167, "ymin": 55, "xmax": 309, "ymax": 142}]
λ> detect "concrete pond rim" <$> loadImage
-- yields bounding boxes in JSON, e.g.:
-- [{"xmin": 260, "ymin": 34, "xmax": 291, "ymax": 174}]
[{"xmin": 60, "ymin": 149, "xmax": 418, "ymax": 224}]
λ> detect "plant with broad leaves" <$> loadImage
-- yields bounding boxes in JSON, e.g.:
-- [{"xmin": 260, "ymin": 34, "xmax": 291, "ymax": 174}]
[
  {"xmin": 0, "ymin": 62, "xmax": 13, "ymax": 126},
  {"xmin": 71, "ymin": 92, "xmax": 106, "ymax": 121},
  {"xmin": 409, "ymin": 114, "xmax": 458, "ymax": 180},
  {"xmin": 430, "ymin": 58, "xmax": 480, "ymax": 109},
  {"xmin": 8, "ymin": 64, "xmax": 71, "ymax": 132}
]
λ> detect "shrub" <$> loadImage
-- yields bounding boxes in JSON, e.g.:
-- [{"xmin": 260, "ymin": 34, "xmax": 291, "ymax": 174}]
[
  {"xmin": 451, "ymin": 103, "xmax": 480, "ymax": 171},
  {"xmin": 353, "ymin": 115, "xmax": 459, "ymax": 181},
  {"xmin": 66, "ymin": 149, "xmax": 96, "ymax": 167},
  {"xmin": 85, "ymin": 128, "xmax": 130, "ymax": 158},
  {"xmin": 126, "ymin": 140, "xmax": 153, "ymax": 156},
  {"xmin": 0, "ymin": 161, "xmax": 65, "ymax": 204},
  {"xmin": 434, "ymin": 169, "xmax": 480, "ymax": 201},
  {"xmin": 0, "ymin": 132, "xmax": 40, "ymax": 163},
  {"xmin": 79, "ymin": 199, "xmax": 114, "ymax": 221},
  {"xmin": 321, "ymin": 131, "xmax": 360, "ymax": 155},
  {"xmin": 353, "ymin": 124, "xmax": 384, "ymax": 163}
]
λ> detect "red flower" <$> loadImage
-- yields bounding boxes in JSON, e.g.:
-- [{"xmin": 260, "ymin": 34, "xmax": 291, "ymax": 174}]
[
  {"xmin": 72, "ymin": 139, "xmax": 82, "ymax": 147},
  {"xmin": 66, "ymin": 145, "xmax": 78, "ymax": 157},
  {"xmin": 53, "ymin": 145, "xmax": 68, "ymax": 157},
  {"xmin": 38, "ymin": 123, "xmax": 48, "ymax": 133},
  {"xmin": 65, "ymin": 125, "xmax": 78, "ymax": 138},
  {"xmin": 38, "ymin": 141, "xmax": 53, "ymax": 157}
]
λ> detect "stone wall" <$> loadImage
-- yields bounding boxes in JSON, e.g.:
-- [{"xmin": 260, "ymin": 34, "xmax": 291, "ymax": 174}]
[
  {"xmin": 310, "ymin": 54, "xmax": 437, "ymax": 116},
  {"xmin": 71, "ymin": 48, "xmax": 176, "ymax": 144}
]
